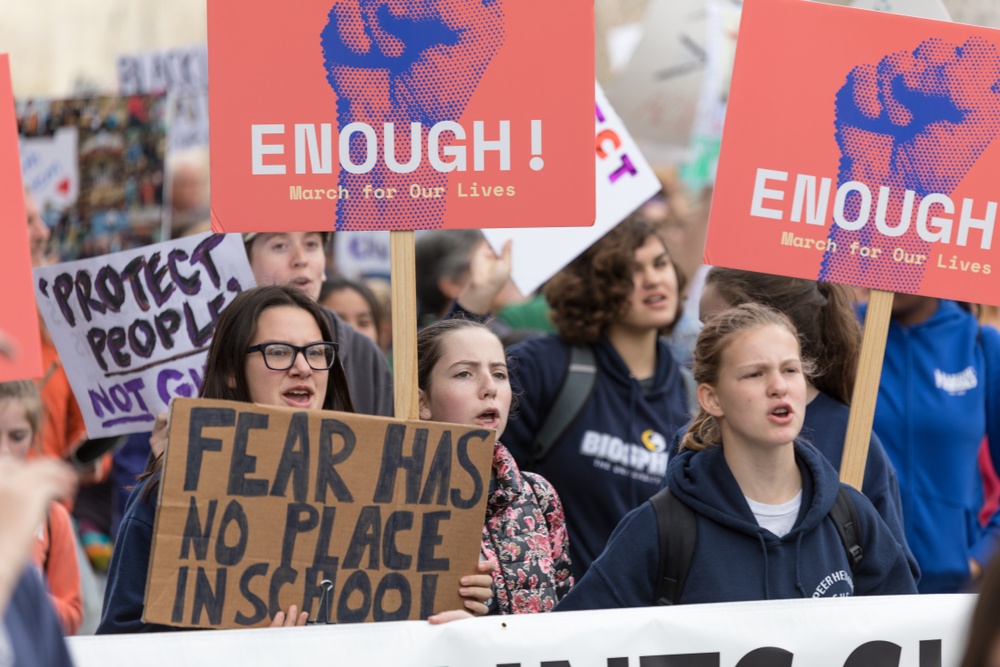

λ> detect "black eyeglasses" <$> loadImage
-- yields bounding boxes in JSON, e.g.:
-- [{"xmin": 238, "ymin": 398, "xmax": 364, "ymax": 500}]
[{"xmin": 246, "ymin": 342, "xmax": 339, "ymax": 371}]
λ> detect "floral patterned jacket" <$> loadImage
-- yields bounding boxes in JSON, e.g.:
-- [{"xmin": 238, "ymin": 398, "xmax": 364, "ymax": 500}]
[{"xmin": 481, "ymin": 442, "xmax": 574, "ymax": 614}]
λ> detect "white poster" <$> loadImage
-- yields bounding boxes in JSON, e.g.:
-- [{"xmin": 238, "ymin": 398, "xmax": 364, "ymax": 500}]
[
  {"xmin": 33, "ymin": 233, "xmax": 254, "ymax": 437},
  {"xmin": 19, "ymin": 126, "xmax": 79, "ymax": 213},
  {"xmin": 482, "ymin": 82, "xmax": 661, "ymax": 296},
  {"xmin": 69, "ymin": 594, "xmax": 975, "ymax": 667}
]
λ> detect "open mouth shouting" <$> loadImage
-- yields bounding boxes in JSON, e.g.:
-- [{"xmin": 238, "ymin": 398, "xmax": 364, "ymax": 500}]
[
  {"xmin": 768, "ymin": 403, "xmax": 794, "ymax": 425},
  {"xmin": 476, "ymin": 408, "xmax": 501, "ymax": 429},
  {"xmin": 283, "ymin": 386, "xmax": 316, "ymax": 408}
]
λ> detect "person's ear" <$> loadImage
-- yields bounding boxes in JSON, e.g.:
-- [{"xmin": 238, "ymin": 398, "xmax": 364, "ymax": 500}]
[
  {"xmin": 226, "ymin": 373, "xmax": 237, "ymax": 390},
  {"xmin": 418, "ymin": 389, "xmax": 431, "ymax": 421},
  {"xmin": 697, "ymin": 383, "xmax": 724, "ymax": 418}
]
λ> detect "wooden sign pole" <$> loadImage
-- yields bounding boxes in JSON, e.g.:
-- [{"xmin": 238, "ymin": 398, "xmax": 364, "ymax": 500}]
[
  {"xmin": 839, "ymin": 288, "xmax": 894, "ymax": 490},
  {"xmin": 390, "ymin": 230, "xmax": 419, "ymax": 420}
]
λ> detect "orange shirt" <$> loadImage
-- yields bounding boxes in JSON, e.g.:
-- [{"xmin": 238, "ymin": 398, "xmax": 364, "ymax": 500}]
[{"xmin": 31, "ymin": 502, "xmax": 83, "ymax": 635}]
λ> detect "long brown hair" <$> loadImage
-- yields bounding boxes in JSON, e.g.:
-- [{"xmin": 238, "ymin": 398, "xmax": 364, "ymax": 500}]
[
  {"xmin": 143, "ymin": 285, "xmax": 354, "ymax": 499},
  {"xmin": 704, "ymin": 268, "xmax": 860, "ymax": 405}
]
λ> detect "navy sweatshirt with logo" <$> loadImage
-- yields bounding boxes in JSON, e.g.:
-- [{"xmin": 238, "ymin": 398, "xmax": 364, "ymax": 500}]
[
  {"xmin": 556, "ymin": 441, "xmax": 917, "ymax": 610},
  {"xmin": 504, "ymin": 334, "xmax": 689, "ymax": 580}
]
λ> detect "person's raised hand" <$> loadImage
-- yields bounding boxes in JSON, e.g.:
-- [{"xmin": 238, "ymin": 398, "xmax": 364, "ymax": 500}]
[
  {"xmin": 457, "ymin": 240, "xmax": 512, "ymax": 315},
  {"xmin": 0, "ymin": 457, "xmax": 77, "ymax": 608}
]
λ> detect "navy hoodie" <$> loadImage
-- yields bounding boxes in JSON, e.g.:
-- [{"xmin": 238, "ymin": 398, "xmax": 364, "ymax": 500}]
[
  {"xmin": 662, "ymin": 390, "xmax": 919, "ymax": 582},
  {"xmin": 557, "ymin": 441, "xmax": 917, "ymax": 610},
  {"xmin": 98, "ymin": 473, "xmax": 175, "ymax": 634},
  {"xmin": 866, "ymin": 300, "xmax": 1000, "ymax": 593},
  {"xmin": 3, "ymin": 568, "xmax": 74, "ymax": 666},
  {"xmin": 504, "ymin": 334, "xmax": 689, "ymax": 580}
]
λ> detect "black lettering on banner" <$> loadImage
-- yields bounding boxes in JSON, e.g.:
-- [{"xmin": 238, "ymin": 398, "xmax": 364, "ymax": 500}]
[
  {"xmin": 154, "ymin": 309, "xmax": 182, "ymax": 349},
  {"xmin": 419, "ymin": 573, "xmax": 437, "ymax": 619},
  {"xmin": 143, "ymin": 252, "xmax": 175, "ymax": 307},
  {"xmin": 417, "ymin": 510, "xmax": 450, "ymax": 572},
  {"xmin": 735, "ymin": 648, "xmax": 793, "ymax": 667},
  {"xmin": 843, "ymin": 641, "xmax": 901, "ymax": 667},
  {"xmin": 86, "ymin": 328, "xmax": 110, "ymax": 371},
  {"xmin": 185, "ymin": 407, "xmax": 236, "ymax": 491},
  {"xmin": 74, "ymin": 270, "xmax": 107, "ymax": 323},
  {"xmin": 191, "ymin": 567, "xmax": 226, "ymax": 626},
  {"xmin": 184, "ymin": 295, "xmax": 219, "ymax": 348},
  {"xmin": 336, "ymin": 570, "xmax": 371, "ymax": 624},
  {"xmin": 121, "ymin": 256, "xmax": 151, "ymax": 311},
  {"xmin": 227, "ymin": 411, "xmax": 270, "ymax": 497},
  {"xmin": 315, "ymin": 419, "xmax": 355, "ymax": 503},
  {"xmin": 382, "ymin": 511, "xmax": 414, "ymax": 569},
  {"xmin": 343, "ymin": 506, "xmax": 381, "ymax": 570},
  {"xmin": 636, "ymin": 655, "xmax": 719, "ymax": 667},
  {"xmin": 171, "ymin": 566, "xmax": 189, "ymax": 623},
  {"xmin": 167, "ymin": 248, "xmax": 202, "ymax": 295},
  {"xmin": 95, "ymin": 264, "xmax": 126, "ymax": 311},
  {"xmin": 215, "ymin": 499, "xmax": 250, "ymax": 566},
  {"xmin": 372, "ymin": 572, "xmax": 410, "ymax": 622},
  {"xmin": 52, "ymin": 273, "xmax": 76, "ymax": 326},
  {"xmin": 920, "ymin": 640, "xmax": 942, "ymax": 667},
  {"xmin": 281, "ymin": 504, "xmax": 319, "ymax": 565},
  {"xmin": 235, "ymin": 563, "xmax": 269, "ymax": 626},
  {"xmin": 189, "ymin": 234, "xmax": 226, "ymax": 289},
  {"xmin": 451, "ymin": 430, "xmax": 488, "ymax": 509},
  {"xmin": 267, "ymin": 565, "xmax": 298, "ymax": 619},
  {"xmin": 128, "ymin": 320, "xmax": 157, "ymax": 359},
  {"xmin": 373, "ymin": 424, "xmax": 427, "ymax": 503},
  {"xmin": 272, "ymin": 412, "xmax": 310, "ymax": 502},
  {"xmin": 420, "ymin": 432, "xmax": 452, "ymax": 505},
  {"xmin": 180, "ymin": 497, "xmax": 217, "ymax": 560},
  {"xmin": 108, "ymin": 326, "xmax": 130, "ymax": 367}
]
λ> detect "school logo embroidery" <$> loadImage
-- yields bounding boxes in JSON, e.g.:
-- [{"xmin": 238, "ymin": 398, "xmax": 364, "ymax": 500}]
[
  {"xmin": 935, "ymin": 366, "xmax": 978, "ymax": 396},
  {"xmin": 811, "ymin": 569, "xmax": 854, "ymax": 598},
  {"xmin": 579, "ymin": 429, "xmax": 668, "ymax": 484}
]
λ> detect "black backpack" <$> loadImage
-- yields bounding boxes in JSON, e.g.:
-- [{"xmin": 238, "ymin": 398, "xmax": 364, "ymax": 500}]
[{"xmin": 650, "ymin": 485, "xmax": 864, "ymax": 605}]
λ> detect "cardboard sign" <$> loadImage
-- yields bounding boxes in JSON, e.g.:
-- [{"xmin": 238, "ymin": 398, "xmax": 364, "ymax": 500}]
[
  {"xmin": 706, "ymin": 0, "xmax": 1000, "ymax": 306},
  {"xmin": 32, "ymin": 233, "xmax": 254, "ymax": 438},
  {"xmin": 145, "ymin": 398, "xmax": 494, "ymax": 629},
  {"xmin": 482, "ymin": 82, "xmax": 661, "ymax": 295},
  {"xmin": 17, "ymin": 93, "xmax": 168, "ymax": 261},
  {"xmin": 0, "ymin": 55, "xmax": 43, "ymax": 381},
  {"xmin": 207, "ymin": 0, "xmax": 594, "ymax": 233}
]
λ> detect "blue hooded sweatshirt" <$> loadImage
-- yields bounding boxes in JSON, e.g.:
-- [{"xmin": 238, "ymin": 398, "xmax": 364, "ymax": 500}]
[
  {"xmin": 556, "ymin": 441, "xmax": 917, "ymax": 610},
  {"xmin": 866, "ymin": 299, "xmax": 1000, "ymax": 593},
  {"xmin": 504, "ymin": 334, "xmax": 689, "ymax": 580},
  {"xmin": 661, "ymin": 389, "xmax": 919, "ymax": 582}
]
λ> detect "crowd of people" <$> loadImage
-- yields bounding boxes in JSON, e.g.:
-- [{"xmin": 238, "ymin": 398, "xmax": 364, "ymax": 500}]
[{"xmin": 5, "ymin": 171, "xmax": 1000, "ymax": 664}]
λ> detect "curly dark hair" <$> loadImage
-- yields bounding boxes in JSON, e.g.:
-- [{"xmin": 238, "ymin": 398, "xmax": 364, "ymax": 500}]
[{"xmin": 543, "ymin": 216, "xmax": 686, "ymax": 345}]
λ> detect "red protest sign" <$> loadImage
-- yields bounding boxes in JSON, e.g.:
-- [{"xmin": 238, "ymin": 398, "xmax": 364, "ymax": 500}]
[{"xmin": 208, "ymin": 0, "xmax": 595, "ymax": 233}]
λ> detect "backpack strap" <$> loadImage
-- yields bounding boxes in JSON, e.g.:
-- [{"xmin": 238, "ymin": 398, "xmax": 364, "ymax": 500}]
[
  {"xmin": 526, "ymin": 345, "xmax": 597, "ymax": 469},
  {"xmin": 829, "ymin": 486, "xmax": 864, "ymax": 572},
  {"xmin": 650, "ymin": 487, "xmax": 697, "ymax": 606}
]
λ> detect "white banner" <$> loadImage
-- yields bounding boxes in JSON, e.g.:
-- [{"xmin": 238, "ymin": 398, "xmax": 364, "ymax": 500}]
[
  {"xmin": 483, "ymin": 82, "xmax": 661, "ymax": 296},
  {"xmin": 33, "ymin": 233, "xmax": 254, "ymax": 437},
  {"xmin": 69, "ymin": 594, "xmax": 975, "ymax": 667}
]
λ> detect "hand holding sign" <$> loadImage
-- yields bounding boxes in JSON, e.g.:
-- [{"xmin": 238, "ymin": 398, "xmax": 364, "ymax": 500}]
[{"xmin": 835, "ymin": 36, "xmax": 1000, "ymax": 194}]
